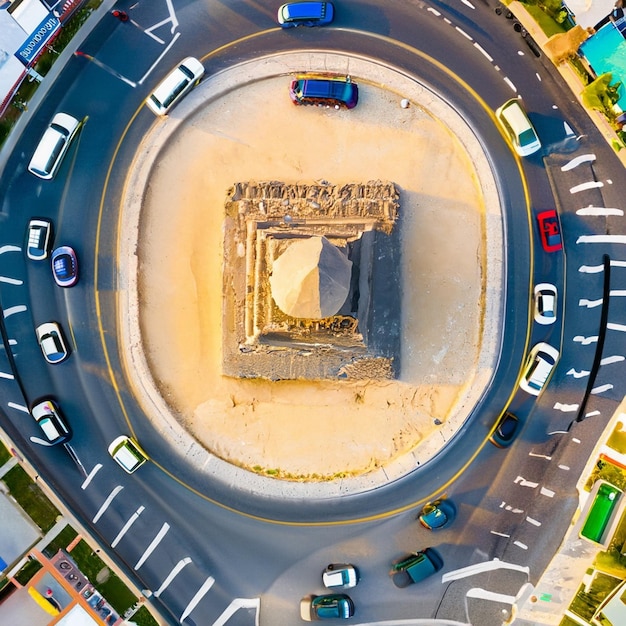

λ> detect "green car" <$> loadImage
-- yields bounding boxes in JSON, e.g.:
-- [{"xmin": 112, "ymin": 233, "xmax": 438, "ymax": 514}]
[
  {"xmin": 300, "ymin": 593, "xmax": 354, "ymax": 620},
  {"xmin": 390, "ymin": 548, "xmax": 443, "ymax": 588}
]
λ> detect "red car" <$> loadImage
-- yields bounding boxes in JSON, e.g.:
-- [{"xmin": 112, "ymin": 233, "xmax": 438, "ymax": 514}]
[{"xmin": 536, "ymin": 209, "xmax": 563, "ymax": 253}]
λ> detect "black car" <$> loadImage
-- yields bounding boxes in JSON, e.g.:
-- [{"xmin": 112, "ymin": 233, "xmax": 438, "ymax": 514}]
[{"xmin": 489, "ymin": 412, "xmax": 520, "ymax": 448}]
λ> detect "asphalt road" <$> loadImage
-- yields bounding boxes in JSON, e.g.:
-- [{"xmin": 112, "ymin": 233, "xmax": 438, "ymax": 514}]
[{"xmin": 1, "ymin": 1, "xmax": 626, "ymax": 625}]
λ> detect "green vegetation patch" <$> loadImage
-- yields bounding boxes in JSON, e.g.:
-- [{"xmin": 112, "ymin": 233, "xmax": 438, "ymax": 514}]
[
  {"xmin": 0, "ymin": 441, "xmax": 11, "ymax": 465},
  {"xmin": 69, "ymin": 540, "xmax": 136, "ymax": 614},
  {"xmin": 607, "ymin": 422, "xmax": 626, "ymax": 454},
  {"xmin": 13, "ymin": 557, "xmax": 43, "ymax": 586},
  {"xmin": 132, "ymin": 605, "xmax": 160, "ymax": 626},
  {"xmin": 585, "ymin": 459, "xmax": 626, "ymax": 492},
  {"xmin": 522, "ymin": 2, "xmax": 568, "ymax": 37},
  {"xmin": 568, "ymin": 573, "xmax": 622, "ymax": 620},
  {"xmin": 2, "ymin": 465, "xmax": 59, "ymax": 532},
  {"xmin": 42, "ymin": 525, "xmax": 78, "ymax": 559}
]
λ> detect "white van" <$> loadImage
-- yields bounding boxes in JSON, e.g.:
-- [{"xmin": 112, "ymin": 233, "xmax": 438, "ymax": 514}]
[
  {"xmin": 146, "ymin": 57, "xmax": 205, "ymax": 116},
  {"xmin": 495, "ymin": 98, "xmax": 541, "ymax": 157},
  {"xmin": 28, "ymin": 112, "xmax": 80, "ymax": 180}
]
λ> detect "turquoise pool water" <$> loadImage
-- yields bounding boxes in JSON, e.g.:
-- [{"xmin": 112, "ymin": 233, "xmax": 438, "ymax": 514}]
[{"xmin": 580, "ymin": 23, "xmax": 626, "ymax": 108}]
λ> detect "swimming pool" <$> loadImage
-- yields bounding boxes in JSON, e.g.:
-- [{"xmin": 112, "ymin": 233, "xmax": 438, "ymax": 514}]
[{"xmin": 580, "ymin": 23, "xmax": 626, "ymax": 109}]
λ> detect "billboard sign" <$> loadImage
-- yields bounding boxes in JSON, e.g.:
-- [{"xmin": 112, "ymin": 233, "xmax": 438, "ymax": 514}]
[{"xmin": 15, "ymin": 13, "xmax": 60, "ymax": 66}]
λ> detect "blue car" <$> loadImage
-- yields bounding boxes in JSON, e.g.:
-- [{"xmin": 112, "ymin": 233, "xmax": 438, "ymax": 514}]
[
  {"xmin": 418, "ymin": 499, "xmax": 456, "ymax": 530},
  {"xmin": 390, "ymin": 549, "xmax": 443, "ymax": 588},
  {"xmin": 51, "ymin": 246, "xmax": 78, "ymax": 287},
  {"xmin": 278, "ymin": 2, "xmax": 334, "ymax": 28}
]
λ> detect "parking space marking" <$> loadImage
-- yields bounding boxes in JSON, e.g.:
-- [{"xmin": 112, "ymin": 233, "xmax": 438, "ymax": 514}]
[
  {"xmin": 93, "ymin": 486, "xmax": 124, "ymax": 523},
  {"xmin": 574, "ymin": 335, "xmax": 598, "ymax": 345},
  {"xmin": 0, "ymin": 277, "xmax": 22, "ymax": 285},
  {"xmin": 134, "ymin": 522, "xmax": 170, "ymax": 569},
  {"xmin": 554, "ymin": 403, "xmax": 579, "ymax": 412},
  {"xmin": 0, "ymin": 372, "xmax": 15, "ymax": 379},
  {"xmin": 529, "ymin": 452, "xmax": 552, "ymax": 460},
  {"xmin": 514, "ymin": 476, "xmax": 539, "ymax": 488},
  {"xmin": 180, "ymin": 575, "xmax": 215, "ymax": 624},
  {"xmin": 514, "ymin": 540, "xmax": 528, "ymax": 550},
  {"xmin": 8, "ymin": 402, "xmax": 27, "ymax": 412},
  {"xmin": 577, "ymin": 206, "xmax": 623, "ymax": 216},
  {"xmin": 559, "ymin": 464, "xmax": 571, "ymax": 470},
  {"xmin": 608, "ymin": 322, "xmax": 626, "ymax": 332},
  {"xmin": 601, "ymin": 356, "xmax": 625, "ymax": 365},
  {"xmin": 570, "ymin": 181, "xmax": 604, "ymax": 194},
  {"xmin": 591, "ymin": 384, "xmax": 613, "ymax": 394},
  {"xmin": 153, "ymin": 556, "xmax": 192, "ymax": 597},
  {"xmin": 540, "ymin": 487, "xmax": 555, "ymax": 497},
  {"xmin": 579, "ymin": 298, "xmax": 602, "ymax": 308},
  {"xmin": 3, "ymin": 304, "xmax": 27, "ymax": 317},
  {"xmin": 500, "ymin": 502, "xmax": 524, "ymax": 513},
  {"xmin": 0, "ymin": 245, "xmax": 21, "ymax": 254},
  {"xmin": 111, "ymin": 506, "xmax": 145, "ymax": 548},
  {"xmin": 577, "ymin": 235, "xmax": 626, "ymax": 244},
  {"xmin": 491, "ymin": 530, "xmax": 510, "ymax": 537},
  {"xmin": 526, "ymin": 516, "xmax": 541, "ymax": 526},
  {"xmin": 580, "ymin": 260, "xmax": 626, "ymax": 273},
  {"xmin": 561, "ymin": 154, "xmax": 596, "ymax": 170},
  {"xmin": 566, "ymin": 368, "xmax": 590, "ymax": 378},
  {"xmin": 585, "ymin": 411, "xmax": 601, "ymax": 418},
  {"xmin": 81, "ymin": 464, "xmax": 102, "ymax": 489}
]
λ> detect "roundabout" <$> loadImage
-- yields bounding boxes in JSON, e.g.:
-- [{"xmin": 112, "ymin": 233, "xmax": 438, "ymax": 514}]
[{"xmin": 119, "ymin": 52, "xmax": 504, "ymax": 493}]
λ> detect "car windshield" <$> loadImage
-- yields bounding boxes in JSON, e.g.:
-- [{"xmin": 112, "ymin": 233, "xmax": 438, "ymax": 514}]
[
  {"xmin": 54, "ymin": 255, "xmax": 73, "ymax": 278},
  {"xmin": 39, "ymin": 417, "xmax": 61, "ymax": 441}
]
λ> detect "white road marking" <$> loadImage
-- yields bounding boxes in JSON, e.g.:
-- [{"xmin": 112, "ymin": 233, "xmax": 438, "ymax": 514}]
[
  {"xmin": 574, "ymin": 335, "xmax": 598, "ymax": 345},
  {"xmin": 559, "ymin": 464, "xmax": 570, "ymax": 470},
  {"xmin": 536, "ymin": 72, "xmax": 542, "ymax": 81},
  {"xmin": 504, "ymin": 77, "xmax": 517, "ymax": 92},
  {"xmin": 526, "ymin": 516, "xmax": 541, "ymax": 526},
  {"xmin": 577, "ymin": 235, "xmax": 626, "ymax": 244},
  {"xmin": 137, "ymin": 32, "xmax": 181, "ymax": 85},
  {"xmin": 179, "ymin": 575, "xmax": 215, "ymax": 623},
  {"xmin": 529, "ymin": 452, "xmax": 552, "ymax": 460},
  {"xmin": 515, "ymin": 476, "xmax": 538, "ymax": 488},
  {"xmin": 579, "ymin": 298, "xmax": 602, "ymax": 308},
  {"xmin": 561, "ymin": 154, "xmax": 596, "ymax": 170},
  {"xmin": 570, "ymin": 181, "xmax": 604, "ymax": 194},
  {"xmin": 573, "ymin": 437, "xmax": 581, "ymax": 443},
  {"xmin": 490, "ymin": 530, "xmax": 510, "ymax": 537},
  {"xmin": 81, "ymin": 464, "xmax": 102, "ymax": 489},
  {"xmin": 427, "ymin": 7, "xmax": 442, "ymax": 16},
  {"xmin": 601, "ymin": 355, "xmax": 625, "ymax": 365},
  {"xmin": 608, "ymin": 322, "xmax": 626, "ymax": 332},
  {"xmin": 455, "ymin": 26, "xmax": 472, "ymax": 40},
  {"xmin": 554, "ymin": 403, "xmax": 579, "ymax": 412},
  {"xmin": 442, "ymin": 560, "xmax": 529, "ymax": 583},
  {"xmin": 8, "ymin": 402, "xmax": 28, "ymax": 413},
  {"xmin": 0, "ymin": 372, "xmax": 15, "ymax": 379},
  {"xmin": 585, "ymin": 410, "xmax": 601, "ymax": 418},
  {"xmin": 93, "ymin": 486, "xmax": 124, "ymax": 523},
  {"xmin": 591, "ymin": 384, "xmax": 613, "ymax": 394},
  {"xmin": 467, "ymin": 587, "xmax": 517, "ymax": 602},
  {"xmin": 577, "ymin": 206, "xmax": 623, "ymax": 216},
  {"xmin": 540, "ymin": 486, "xmax": 555, "ymax": 497},
  {"xmin": 460, "ymin": 0, "xmax": 475, "ymax": 8},
  {"xmin": 134, "ymin": 522, "xmax": 170, "ymax": 569},
  {"xmin": 111, "ymin": 506, "xmax": 145, "ymax": 548},
  {"xmin": 3, "ymin": 305, "xmax": 27, "ymax": 318},
  {"xmin": 566, "ymin": 368, "xmax": 590, "ymax": 378},
  {"xmin": 0, "ymin": 277, "xmax": 22, "ymax": 285},
  {"xmin": 0, "ymin": 245, "xmax": 20, "ymax": 254},
  {"xmin": 500, "ymin": 502, "xmax": 524, "ymax": 513},
  {"xmin": 153, "ymin": 557, "xmax": 192, "ymax": 597},
  {"xmin": 579, "ymin": 260, "xmax": 626, "ymax": 273},
  {"xmin": 213, "ymin": 598, "xmax": 261, "ymax": 626},
  {"xmin": 514, "ymin": 540, "xmax": 529, "ymax": 550},
  {"xmin": 473, "ymin": 42, "xmax": 493, "ymax": 61}
]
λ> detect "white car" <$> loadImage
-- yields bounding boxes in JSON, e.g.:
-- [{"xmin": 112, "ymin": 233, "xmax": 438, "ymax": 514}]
[
  {"xmin": 519, "ymin": 342, "xmax": 559, "ymax": 396},
  {"xmin": 28, "ymin": 112, "xmax": 80, "ymax": 179},
  {"xmin": 534, "ymin": 283, "xmax": 557, "ymax": 325},
  {"xmin": 495, "ymin": 98, "xmax": 541, "ymax": 157},
  {"xmin": 26, "ymin": 219, "xmax": 53, "ymax": 260},
  {"xmin": 322, "ymin": 564, "xmax": 359, "ymax": 589},
  {"xmin": 146, "ymin": 57, "xmax": 205, "ymax": 116},
  {"xmin": 35, "ymin": 322, "xmax": 69, "ymax": 364},
  {"xmin": 108, "ymin": 436, "xmax": 148, "ymax": 473},
  {"xmin": 31, "ymin": 399, "xmax": 71, "ymax": 445}
]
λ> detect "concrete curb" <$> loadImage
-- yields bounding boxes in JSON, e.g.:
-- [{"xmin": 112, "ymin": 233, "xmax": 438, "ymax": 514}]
[{"xmin": 119, "ymin": 51, "xmax": 504, "ymax": 499}]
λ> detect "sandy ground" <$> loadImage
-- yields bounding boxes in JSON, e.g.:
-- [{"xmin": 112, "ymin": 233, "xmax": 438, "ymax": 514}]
[{"xmin": 136, "ymin": 76, "xmax": 485, "ymax": 479}]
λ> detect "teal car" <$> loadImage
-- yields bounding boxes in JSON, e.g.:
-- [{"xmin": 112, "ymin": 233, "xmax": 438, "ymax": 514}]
[
  {"xmin": 390, "ymin": 549, "xmax": 443, "ymax": 588},
  {"xmin": 300, "ymin": 593, "xmax": 354, "ymax": 620},
  {"xmin": 418, "ymin": 499, "xmax": 456, "ymax": 530}
]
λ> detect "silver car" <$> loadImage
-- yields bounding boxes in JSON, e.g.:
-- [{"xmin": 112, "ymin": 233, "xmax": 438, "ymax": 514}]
[
  {"xmin": 519, "ymin": 342, "xmax": 559, "ymax": 396},
  {"xmin": 322, "ymin": 563, "xmax": 358, "ymax": 589}
]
